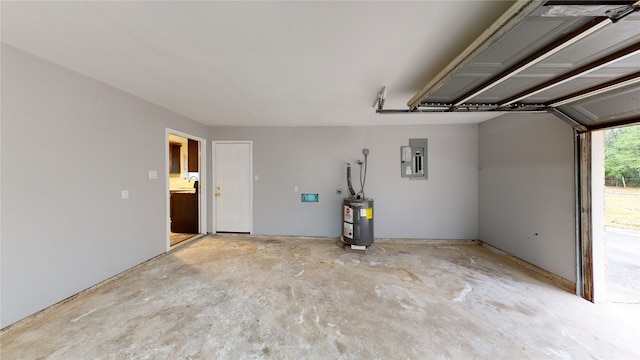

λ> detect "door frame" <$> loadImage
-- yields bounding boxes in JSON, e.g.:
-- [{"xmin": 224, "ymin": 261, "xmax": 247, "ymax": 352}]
[
  {"xmin": 211, "ymin": 140, "xmax": 253, "ymax": 234},
  {"xmin": 165, "ymin": 128, "xmax": 208, "ymax": 251},
  {"xmin": 577, "ymin": 130, "xmax": 617, "ymax": 302},
  {"xmin": 576, "ymin": 131, "xmax": 593, "ymax": 300}
]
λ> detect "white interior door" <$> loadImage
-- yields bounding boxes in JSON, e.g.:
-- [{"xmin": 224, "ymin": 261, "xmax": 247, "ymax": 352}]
[{"xmin": 214, "ymin": 142, "xmax": 252, "ymax": 233}]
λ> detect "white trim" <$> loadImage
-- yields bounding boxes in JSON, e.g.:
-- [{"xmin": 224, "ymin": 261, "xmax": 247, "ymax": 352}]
[
  {"xmin": 165, "ymin": 128, "xmax": 208, "ymax": 252},
  {"xmin": 591, "ymin": 130, "xmax": 606, "ymax": 302},
  {"xmin": 211, "ymin": 140, "xmax": 253, "ymax": 234}
]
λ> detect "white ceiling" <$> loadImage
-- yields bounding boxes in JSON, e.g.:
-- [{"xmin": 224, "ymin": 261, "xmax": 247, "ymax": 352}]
[{"xmin": 1, "ymin": 1, "xmax": 516, "ymax": 127}]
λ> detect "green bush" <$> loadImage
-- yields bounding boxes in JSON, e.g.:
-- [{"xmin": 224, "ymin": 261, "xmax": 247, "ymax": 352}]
[{"xmin": 605, "ymin": 126, "xmax": 640, "ymax": 188}]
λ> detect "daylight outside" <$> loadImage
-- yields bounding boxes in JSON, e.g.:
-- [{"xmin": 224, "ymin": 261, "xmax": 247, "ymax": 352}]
[{"xmin": 604, "ymin": 125, "xmax": 640, "ymax": 303}]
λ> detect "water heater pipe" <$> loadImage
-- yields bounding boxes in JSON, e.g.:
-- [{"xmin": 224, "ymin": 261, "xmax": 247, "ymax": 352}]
[{"xmin": 346, "ymin": 163, "xmax": 356, "ymax": 197}]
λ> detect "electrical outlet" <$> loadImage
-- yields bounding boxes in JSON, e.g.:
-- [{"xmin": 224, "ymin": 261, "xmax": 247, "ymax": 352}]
[
  {"xmin": 148, "ymin": 170, "xmax": 157, "ymax": 179},
  {"xmin": 121, "ymin": 190, "xmax": 129, "ymax": 199}
]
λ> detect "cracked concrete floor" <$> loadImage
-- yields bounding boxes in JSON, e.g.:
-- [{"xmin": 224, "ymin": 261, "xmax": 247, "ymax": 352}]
[{"xmin": 2, "ymin": 234, "xmax": 639, "ymax": 359}]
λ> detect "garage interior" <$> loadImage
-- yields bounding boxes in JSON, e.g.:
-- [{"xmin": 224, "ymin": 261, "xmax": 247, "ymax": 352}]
[{"xmin": 1, "ymin": 0, "xmax": 639, "ymax": 358}]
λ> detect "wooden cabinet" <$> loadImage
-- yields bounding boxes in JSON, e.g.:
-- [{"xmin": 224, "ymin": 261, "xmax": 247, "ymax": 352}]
[
  {"xmin": 169, "ymin": 143, "xmax": 181, "ymax": 174},
  {"xmin": 188, "ymin": 139, "xmax": 198, "ymax": 172},
  {"xmin": 170, "ymin": 139, "xmax": 198, "ymax": 174},
  {"xmin": 170, "ymin": 192, "xmax": 198, "ymax": 233}
]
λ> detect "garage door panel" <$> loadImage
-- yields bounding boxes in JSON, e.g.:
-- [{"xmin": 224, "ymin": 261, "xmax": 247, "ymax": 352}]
[{"xmin": 408, "ymin": 1, "xmax": 640, "ymax": 130}]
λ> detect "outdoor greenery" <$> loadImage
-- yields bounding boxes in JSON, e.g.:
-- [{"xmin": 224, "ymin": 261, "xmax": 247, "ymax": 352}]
[
  {"xmin": 605, "ymin": 125, "xmax": 640, "ymax": 187},
  {"xmin": 605, "ymin": 186, "xmax": 640, "ymax": 231}
]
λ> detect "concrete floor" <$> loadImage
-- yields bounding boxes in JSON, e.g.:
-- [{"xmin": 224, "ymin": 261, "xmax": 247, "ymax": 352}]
[
  {"xmin": 2, "ymin": 234, "xmax": 639, "ymax": 359},
  {"xmin": 606, "ymin": 227, "xmax": 640, "ymax": 303}
]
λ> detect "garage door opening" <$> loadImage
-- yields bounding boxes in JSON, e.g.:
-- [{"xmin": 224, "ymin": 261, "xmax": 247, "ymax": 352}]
[{"xmin": 592, "ymin": 125, "xmax": 640, "ymax": 304}]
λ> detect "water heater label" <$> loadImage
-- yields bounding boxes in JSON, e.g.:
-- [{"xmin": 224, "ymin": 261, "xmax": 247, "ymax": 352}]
[
  {"xmin": 366, "ymin": 208, "xmax": 373, "ymax": 220},
  {"xmin": 360, "ymin": 208, "xmax": 367, "ymax": 217},
  {"xmin": 343, "ymin": 222, "xmax": 353, "ymax": 238},
  {"xmin": 344, "ymin": 206, "xmax": 353, "ymax": 223}
]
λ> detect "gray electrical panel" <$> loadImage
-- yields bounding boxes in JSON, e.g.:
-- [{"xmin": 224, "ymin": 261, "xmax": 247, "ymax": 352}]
[{"xmin": 400, "ymin": 138, "xmax": 428, "ymax": 180}]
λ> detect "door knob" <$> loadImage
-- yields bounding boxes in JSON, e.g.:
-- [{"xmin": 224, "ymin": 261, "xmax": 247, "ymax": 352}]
[{"xmin": 215, "ymin": 193, "xmax": 221, "ymax": 196}]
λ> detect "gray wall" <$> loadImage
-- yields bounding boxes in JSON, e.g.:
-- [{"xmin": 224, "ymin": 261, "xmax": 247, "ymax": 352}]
[
  {"xmin": 478, "ymin": 114, "xmax": 576, "ymax": 281},
  {"xmin": 211, "ymin": 125, "xmax": 479, "ymax": 239},
  {"xmin": 0, "ymin": 45, "xmax": 209, "ymax": 327}
]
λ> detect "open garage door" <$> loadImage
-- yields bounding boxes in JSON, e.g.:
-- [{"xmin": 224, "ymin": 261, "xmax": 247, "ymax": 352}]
[
  {"xmin": 375, "ymin": 1, "xmax": 640, "ymax": 301},
  {"xmin": 378, "ymin": 1, "xmax": 640, "ymax": 132}
]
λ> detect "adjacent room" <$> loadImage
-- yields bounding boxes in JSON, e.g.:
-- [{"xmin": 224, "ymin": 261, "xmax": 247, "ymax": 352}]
[{"xmin": 2, "ymin": 1, "xmax": 639, "ymax": 358}]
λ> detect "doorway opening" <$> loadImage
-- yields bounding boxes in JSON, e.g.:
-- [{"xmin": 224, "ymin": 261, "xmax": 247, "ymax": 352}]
[
  {"xmin": 602, "ymin": 125, "xmax": 640, "ymax": 304},
  {"xmin": 592, "ymin": 126, "xmax": 640, "ymax": 305},
  {"xmin": 167, "ymin": 130, "xmax": 207, "ymax": 250}
]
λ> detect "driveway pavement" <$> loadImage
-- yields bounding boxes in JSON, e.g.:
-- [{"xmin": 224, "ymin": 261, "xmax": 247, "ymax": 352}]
[{"xmin": 606, "ymin": 227, "xmax": 640, "ymax": 303}]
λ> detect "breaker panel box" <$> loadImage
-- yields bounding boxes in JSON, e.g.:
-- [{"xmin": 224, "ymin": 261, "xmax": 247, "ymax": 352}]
[{"xmin": 401, "ymin": 138, "xmax": 428, "ymax": 180}]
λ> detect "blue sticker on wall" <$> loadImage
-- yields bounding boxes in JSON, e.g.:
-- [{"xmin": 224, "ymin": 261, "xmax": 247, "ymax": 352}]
[{"xmin": 301, "ymin": 194, "xmax": 319, "ymax": 202}]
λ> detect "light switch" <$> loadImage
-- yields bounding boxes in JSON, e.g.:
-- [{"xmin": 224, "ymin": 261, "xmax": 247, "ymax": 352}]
[
  {"xmin": 121, "ymin": 190, "xmax": 129, "ymax": 199},
  {"xmin": 148, "ymin": 170, "xmax": 158, "ymax": 179},
  {"xmin": 294, "ymin": 186, "xmax": 299, "ymax": 193}
]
